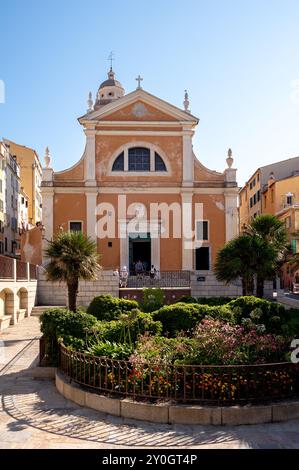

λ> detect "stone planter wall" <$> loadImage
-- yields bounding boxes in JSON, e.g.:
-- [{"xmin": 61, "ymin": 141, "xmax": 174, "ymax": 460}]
[{"xmin": 56, "ymin": 371, "xmax": 299, "ymax": 426}]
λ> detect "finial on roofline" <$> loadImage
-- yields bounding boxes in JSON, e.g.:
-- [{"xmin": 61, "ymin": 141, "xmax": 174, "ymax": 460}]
[
  {"xmin": 87, "ymin": 91, "xmax": 94, "ymax": 112},
  {"xmin": 226, "ymin": 148, "xmax": 234, "ymax": 168},
  {"xmin": 183, "ymin": 90, "xmax": 190, "ymax": 113},
  {"xmin": 44, "ymin": 147, "xmax": 50, "ymax": 168}
]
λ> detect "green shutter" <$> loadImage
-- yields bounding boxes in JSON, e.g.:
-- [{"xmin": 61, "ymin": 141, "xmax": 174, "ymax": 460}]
[{"xmin": 291, "ymin": 239, "xmax": 297, "ymax": 253}]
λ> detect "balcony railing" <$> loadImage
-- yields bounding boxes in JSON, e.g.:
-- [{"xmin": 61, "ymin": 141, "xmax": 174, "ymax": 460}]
[
  {"xmin": 0, "ymin": 256, "xmax": 14, "ymax": 279},
  {"xmin": 122, "ymin": 271, "xmax": 191, "ymax": 288},
  {"xmin": 29, "ymin": 263, "xmax": 37, "ymax": 280},
  {"xmin": 16, "ymin": 260, "xmax": 27, "ymax": 280},
  {"xmin": 0, "ymin": 255, "xmax": 38, "ymax": 282}
]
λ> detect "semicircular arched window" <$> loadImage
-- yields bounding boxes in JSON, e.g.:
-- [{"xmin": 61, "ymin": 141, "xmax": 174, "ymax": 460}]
[
  {"xmin": 111, "ymin": 147, "xmax": 167, "ymax": 172},
  {"xmin": 128, "ymin": 147, "xmax": 150, "ymax": 171},
  {"xmin": 112, "ymin": 152, "xmax": 124, "ymax": 171},
  {"xmin": 155, "ymin": 152, "xmax": 167, "ymax": 171}
]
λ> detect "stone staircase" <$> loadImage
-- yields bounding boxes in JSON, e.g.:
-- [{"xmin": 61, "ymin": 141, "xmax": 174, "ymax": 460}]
[{"xmin": 30, "ymin": 306, "xmax": 66, "ymax": 316}]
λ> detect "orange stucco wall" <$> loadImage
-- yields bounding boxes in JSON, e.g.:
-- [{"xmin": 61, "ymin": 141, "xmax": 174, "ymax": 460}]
[
  {"xmin": 96, "ymin": 193, "xmax": 184, "ymax": 270},
  {"xmin": 194, "ymin": 161, "xmax": 224, "ymax": 182},
  {"xmin": 54, "ymin": 158, "xmax": 84, "ymax": 181},
  {"xmin": 93, "ymin": 192, "xmax": 225, "ymax": 270},
  {"xmin": 53, "ymin": 193, "xmax": 87, "ymax": 235},
  {"xmin": 193, "ymin": 194, "xmax": 226, "ymax": 266},
  {"xmin": 95, "ymin": 134, "xmax": 183, "ymax": 184}
]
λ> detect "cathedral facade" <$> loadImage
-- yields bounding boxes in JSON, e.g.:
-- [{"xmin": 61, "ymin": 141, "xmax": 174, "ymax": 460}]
[{"xmin": 41, "ymin": 68, "xmax": 238, "ymax": 283}]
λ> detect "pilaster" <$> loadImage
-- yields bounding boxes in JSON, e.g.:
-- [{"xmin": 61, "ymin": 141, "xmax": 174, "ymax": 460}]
[
  {"xmin": 84, "ymin": 128, "xmax": 96, "ymax": 185},
  {"xmin": 181, "ymin": 191, "xmax": 194, "ymax": 270},
  {"xmin": 86, "ymin": 191, "xmax": 98, "ymax": 241},
  {"xmin": 182, "ymin": 128, "xmax": 194, "ymax": 186}
]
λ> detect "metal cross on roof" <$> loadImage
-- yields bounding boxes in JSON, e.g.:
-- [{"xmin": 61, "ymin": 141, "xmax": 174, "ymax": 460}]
[
  {"xmin": 108, "ymin": 51, "xmax": 115, "ymax": 69},
  {"xmin": 136, "ymin": 75, "xmax": 143, "ymax": 89}
]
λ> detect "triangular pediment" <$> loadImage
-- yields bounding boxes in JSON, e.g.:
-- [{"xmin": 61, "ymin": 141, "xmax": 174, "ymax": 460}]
[{"xmin": 78, "ymin": 89, "xmax": 199, "ymax": 125}]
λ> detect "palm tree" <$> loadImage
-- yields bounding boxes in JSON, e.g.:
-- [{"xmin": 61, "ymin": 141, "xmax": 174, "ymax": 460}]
[
  {"xmin": 214, "ymin": 235, "xmax": 258, "ymax": 295},
  {"xmin": 244, "ymin": 215, "xmax": 288, "ymax": 297},
  {"xmin": 45, "ymin": 231, "xmax": 100, "ymax": 312}
]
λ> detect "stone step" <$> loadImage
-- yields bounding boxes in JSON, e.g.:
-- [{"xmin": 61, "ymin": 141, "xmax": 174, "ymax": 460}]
[{"xmin": 31, "ymin": 306, "xmax": 66, "ymax": 316}]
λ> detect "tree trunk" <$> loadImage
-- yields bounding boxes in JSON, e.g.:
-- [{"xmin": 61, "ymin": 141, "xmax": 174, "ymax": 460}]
[
  {"xmin": 248, "ymin": 276, "xmax": 254, "ymax": 296},
  {"xmin": 242, "ymin": 276, "xmax": 254, "ymax": 296},
  {"xmin": 256, "ymin": 276, "xmax": 264, "ymax": 298},
  {"xmin": 67, "ymin": 279, "xmax": 79, "ymax": 312},
  {"xmin": 242, "ymin": 278, "xmax": 247, "ymax": 296}
]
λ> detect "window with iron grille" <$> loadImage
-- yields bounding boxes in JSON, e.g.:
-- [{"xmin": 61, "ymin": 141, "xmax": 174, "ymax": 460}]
[
  {"xmin": 112, "ymin": 152, "xmax": 124, "ymax": 171},
  {"xmin": 69, "ymin": 221, "xmax": 82, "ymax": 232},
  {"xmin": 128, "ymin": 147, "xmax": 150, "ymax": 171},
  {"xmin": 155, "ymin": 153, "xmax": 166, "ymax": 171}
]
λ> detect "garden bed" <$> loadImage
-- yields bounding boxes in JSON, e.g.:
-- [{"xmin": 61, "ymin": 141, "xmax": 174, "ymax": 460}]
[
  {"xmin": 59, "ymin": 344, "xmax": 299, "ymax": 406},
  {"xmin": 40, "ymin": 293, "xmax": 299, "ymax": 410}
]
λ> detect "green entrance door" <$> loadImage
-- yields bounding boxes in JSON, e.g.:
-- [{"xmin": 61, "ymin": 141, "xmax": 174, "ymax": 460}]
[{"xmin": 129, "ymin": 233, "xmax": 151, "ymax": 273}]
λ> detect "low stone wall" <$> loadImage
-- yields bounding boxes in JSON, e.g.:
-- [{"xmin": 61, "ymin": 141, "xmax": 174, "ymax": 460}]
[
  {"xmin": 191, "ymin": 272, "xmax": 242, "ymax": 298},
  {"xmin": 37, "ymin": 268, "xmax": 119, "ymax": 307},
  {"xmin": 191, "ymin": 272, "xmax": 274, "ymax": 299},
  {"xmin": 56, "ymin": 371, "xmax": 299, "ymax": 426}
]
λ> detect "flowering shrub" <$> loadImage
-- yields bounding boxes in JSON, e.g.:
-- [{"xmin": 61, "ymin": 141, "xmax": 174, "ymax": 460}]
[
  {"xmin": 228, "ymin": 296, "xmax": 287, "ymax": 332},
  {"xmin": 130, "ymin": 319, "xmax": 288, "ymax": 366}
]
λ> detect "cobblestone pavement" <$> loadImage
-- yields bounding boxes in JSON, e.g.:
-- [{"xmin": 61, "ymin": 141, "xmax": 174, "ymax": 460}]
[{"xmin": 1, "ymin": 317, "xmax": 299, "ymax": 449}]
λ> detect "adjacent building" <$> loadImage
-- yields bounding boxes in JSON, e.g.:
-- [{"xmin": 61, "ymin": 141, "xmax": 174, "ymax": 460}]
[
  {"xmin": 0, "ymin": 145, "xmax": 4, "ymax": 254},
  {"xmin": 239, "ymin": 157, "xmax": 299, "ymax": 289},
  {"xmin": 18, "ymin": 187, "xmax": 29, "ymax": 233},
  {"xmin": 239, "ymin": 157, "xmax": 299, "ymax": 228},
  {"xmin": 3, "ymin": 139, "xmax": 42, "ymax": 225},
  {"xmin": 0, "ymin": 141, "xmax": 21, "ymax": 256}
]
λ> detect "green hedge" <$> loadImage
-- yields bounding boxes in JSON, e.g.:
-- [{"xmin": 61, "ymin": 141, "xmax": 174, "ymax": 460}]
[
  {"xmin": 228, "ymin": 296, "xmax": 287, "ymax": 332},
  {"xmin": 152, "ymin": 302, "xmax": 236, "ymax": 336},
  {"xmin": 197, "ymin": 297, "xmax": 234, "ymax": 306},
  {"xmin": 39, "ymin": 308, "xmax": 98, "ymax": 364},
  {"xmin": 40, "ymin": 308, "xmax": 98, "ymax": 340},
  {"xmin": 152, "ymin": 303, "xmax": 205, "ymax": 335},
  {"xmin": 141, "ymin": 288, "xmax": 164, "ymax": 312},
  {"xmin": 177, "ymin": 296, "xmax": 233, "ymax": 305},
  {"xmin": 86, "ymin": 294, "xmax": 139, "ymax": 321}
]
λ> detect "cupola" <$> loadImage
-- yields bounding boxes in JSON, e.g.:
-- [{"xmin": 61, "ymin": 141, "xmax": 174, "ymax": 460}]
[{"xmin": 94, "ymin": 67, "xmax": 125, "ymax": 110}]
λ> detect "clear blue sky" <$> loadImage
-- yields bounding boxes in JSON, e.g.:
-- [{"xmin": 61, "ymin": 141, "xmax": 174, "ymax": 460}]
[{"xmin": 1, "ymin": 0, "xmax": 299, "ymax": 186}]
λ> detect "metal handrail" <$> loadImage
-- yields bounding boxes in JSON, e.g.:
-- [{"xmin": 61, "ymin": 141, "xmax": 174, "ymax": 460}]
[{"xmin": 59, "ymin": 344, "xmax": 299, "ymax": 405}]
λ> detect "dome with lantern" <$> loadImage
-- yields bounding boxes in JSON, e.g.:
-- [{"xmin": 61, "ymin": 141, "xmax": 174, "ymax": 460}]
[{"xmin": 93, "ymin": 67, "xmax": 125, "ymax": 110}]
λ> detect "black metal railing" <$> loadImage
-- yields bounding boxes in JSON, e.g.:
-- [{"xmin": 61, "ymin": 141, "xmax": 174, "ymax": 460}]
[
  {"xmin": 123, "ymin": 271, "xmax": 191, "ymax": 288},
  {"xmin": 59, "ymin": 344, "xmax": 299, "ymax": 405}
]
